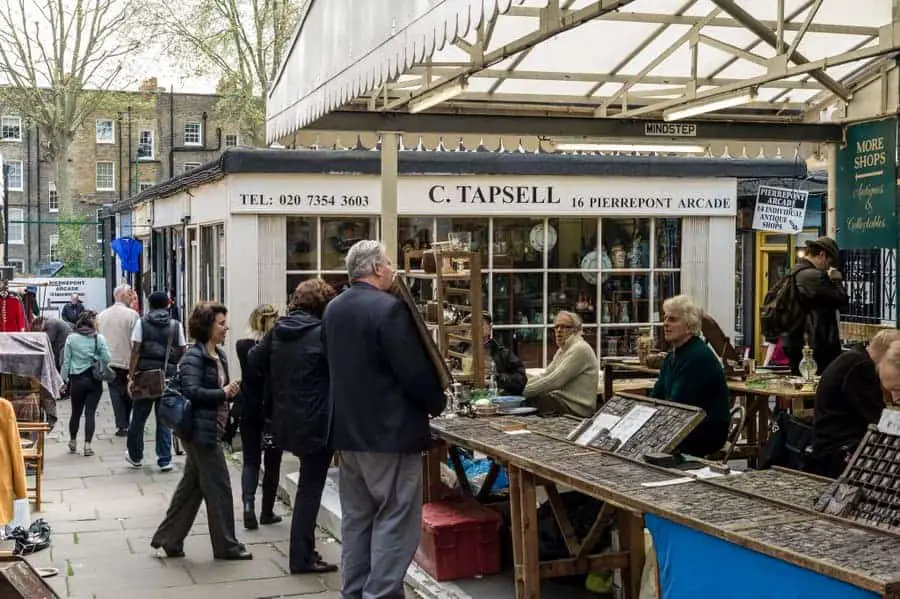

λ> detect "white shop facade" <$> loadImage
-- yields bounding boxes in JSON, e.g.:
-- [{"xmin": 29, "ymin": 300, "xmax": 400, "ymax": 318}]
[{"xmin": 131, "ymin": 148, "xmax": 803, "ymax": 369}]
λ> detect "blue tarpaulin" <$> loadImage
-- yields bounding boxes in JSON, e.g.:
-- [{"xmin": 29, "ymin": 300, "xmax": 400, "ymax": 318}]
[
  {"xmin": 110, "ymin": 237, "xmax": 142, "ymax": 273},
  {"xmin": 646, "ymin": 514, "xmax": 878, "ymax": 599}
]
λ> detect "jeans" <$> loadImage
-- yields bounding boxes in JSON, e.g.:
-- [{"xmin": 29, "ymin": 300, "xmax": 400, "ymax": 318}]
[
  {"xmin": 107, "ymin": 367, "xmax": 131, "ymax": 431},
  {"xmin": 69, "ymin": 371, "xmax": 103, "ymax": 442},
  {"xmin": 127, "ymin": 398, "xmax": 173, "ymax": 467}
]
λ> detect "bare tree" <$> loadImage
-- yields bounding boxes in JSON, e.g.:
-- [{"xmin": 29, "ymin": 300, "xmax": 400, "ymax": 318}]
[
  {"xmin": 148, "ymin": 0, "xmax": 300, "ymax": 146},
  {"xmin": 0, "ymin": 0, "xmax": 140, "ymax": 269}
]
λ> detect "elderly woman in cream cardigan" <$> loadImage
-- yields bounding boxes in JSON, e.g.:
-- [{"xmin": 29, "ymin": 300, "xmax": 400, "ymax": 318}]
[{"xmin": 524, "ymin": 311, "xmax": 599, "ymax": 417}]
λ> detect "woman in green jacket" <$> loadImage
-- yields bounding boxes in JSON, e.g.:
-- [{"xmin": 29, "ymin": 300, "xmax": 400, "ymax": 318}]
[
  {"xmin": 61, "ymin": 311, "xmax": 111, "ymax": 457},
  {"xmin": 650, "ymin": 295, "xmax": 730, "ymax": 457}
]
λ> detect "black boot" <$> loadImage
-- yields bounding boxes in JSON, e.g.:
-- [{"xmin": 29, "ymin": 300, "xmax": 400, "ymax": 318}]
[{"xmin": 243, "ymin": 502, "xmax": 258, "ymax": 530}]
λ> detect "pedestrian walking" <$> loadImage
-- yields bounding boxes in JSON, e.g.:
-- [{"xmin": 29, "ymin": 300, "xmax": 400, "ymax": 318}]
[
  {"xmin": 125, "ymin": 291, "xmax": 186, "ymax": 472},
  {"xmin": 249, "ymin": 280, "xmax": 336, "ymax": 574},
  {"xmin": 782, "ymin": 237, "xmax": 849, "ymax": 374},
  {"xmin": 96, "ymin": 284, "xmax": 140, "ymax": 436},
  {"xmin": 235, "ymin": 304, "xmax": 283, "ymax": 530},
  {"xmin": 322, "ymin": 240, "xmax": 445, "ymax": 598},
  {"xmin": 61, "ymin": 311, "xmax": 111, "ymax": 457},
  {"xmin": 150, "ymin": 302, "xmax": 252, "ymax": 561}
]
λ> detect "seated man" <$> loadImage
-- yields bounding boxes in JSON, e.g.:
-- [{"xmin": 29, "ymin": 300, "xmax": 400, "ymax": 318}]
[
  {"xmin": 809, "ymin": 329, "xmax": 900, "ymax": 478},
  {"xmin": 481, "ymin": 313, "xmax": 527, "ymax": 396},
  {"xmin": 650, "ymin": 295, "xmax": 730, "ymax": 457},
  {"xmin": 524, "ymin": 311, "xmax": 598, "ymax": 417}
]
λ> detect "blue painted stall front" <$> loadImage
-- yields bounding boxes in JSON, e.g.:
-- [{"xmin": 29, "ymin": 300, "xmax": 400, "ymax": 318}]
[{"xmin": 645, "ymin": 514, "xmax": 879, "ymax": 599}]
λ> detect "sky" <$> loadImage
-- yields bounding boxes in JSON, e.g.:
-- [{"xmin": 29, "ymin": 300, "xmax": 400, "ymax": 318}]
[{"xmin": 126, "ymin": 42, "xmax": 220, "ymax": 95}]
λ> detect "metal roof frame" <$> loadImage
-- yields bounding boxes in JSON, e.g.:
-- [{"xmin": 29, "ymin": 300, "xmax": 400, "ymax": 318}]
[{"xmin": 267, "ymin": 0, "xmax": 900, "ymax": 142}]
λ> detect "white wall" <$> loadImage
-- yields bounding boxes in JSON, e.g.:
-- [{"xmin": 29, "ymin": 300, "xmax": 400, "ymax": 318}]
[
  {"xmin": 224, "ymin": 213, "xmax": 260, "ymax": 377},
  {"xmin": 680, "ymin": 216, "xmax": 737, "ymax": 341}
]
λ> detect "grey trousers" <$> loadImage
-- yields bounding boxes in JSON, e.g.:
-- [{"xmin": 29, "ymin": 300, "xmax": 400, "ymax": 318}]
[
  {"xmin": 339, "ymin": 451, "xmax": 422, "ymax": 599},
  {"xmin": 151, "ymin": 440, "xmax": 242, "ymax": 558}
]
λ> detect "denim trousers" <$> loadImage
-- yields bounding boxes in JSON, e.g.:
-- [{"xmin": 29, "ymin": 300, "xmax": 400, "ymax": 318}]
[{"xmin": 127, "ymin": 397, "xmax": 173, "ymax": 467}]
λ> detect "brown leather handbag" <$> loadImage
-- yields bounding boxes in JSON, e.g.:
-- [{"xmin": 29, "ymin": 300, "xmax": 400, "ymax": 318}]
[{"xmin": 131, "ymin": 322, "xmax": 177, "ymax": 400}]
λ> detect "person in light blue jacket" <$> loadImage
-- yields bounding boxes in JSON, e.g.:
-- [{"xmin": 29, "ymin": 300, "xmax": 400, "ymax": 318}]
[{"xmin": 61, "ymin": 311, "xmax": 111, "ymax": 457}]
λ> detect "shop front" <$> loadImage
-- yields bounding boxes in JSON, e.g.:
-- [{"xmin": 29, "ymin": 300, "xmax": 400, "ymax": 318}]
[{"xmin": 121, "ymin": 149, "xmax": 803, "ymax": 370}]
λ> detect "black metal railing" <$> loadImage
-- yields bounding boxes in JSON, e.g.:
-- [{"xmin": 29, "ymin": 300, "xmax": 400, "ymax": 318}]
[{"xmin": 839, "ymin": 249, "xmax": 896, "ymax": 342}]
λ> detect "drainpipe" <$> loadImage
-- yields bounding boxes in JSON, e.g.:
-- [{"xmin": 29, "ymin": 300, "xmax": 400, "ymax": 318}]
[
  {"xmin": 35, "ymin": 128, "xmax": 41, "ymax": 265},
  {"xmin": 127, "ymin": 107, "xmax": 133, "ymax": 197},
  {"xmin": 169, "ymin": 88, "xmax": 175, "ymax": 179},
  {"xmin": 117, "ymin": 112, "xmax": 124, "ymax": 203},
  {"xmin": 25, "ymin": 123, "xmax": 31, "ymax": 271},
  {"xmin": 202, "ymin": 112, "xmax": 208, "ymax": 147}
]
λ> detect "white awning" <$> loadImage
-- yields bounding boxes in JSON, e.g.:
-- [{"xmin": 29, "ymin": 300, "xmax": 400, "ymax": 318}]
[{"xmin": 268, "ymin": 0, "xmax": 898, "ymax": 143}]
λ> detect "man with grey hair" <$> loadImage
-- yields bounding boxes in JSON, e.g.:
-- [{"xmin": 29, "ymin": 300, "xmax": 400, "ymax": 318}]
[
  {"xmin": 810, "ymin": 329, "xmax": 900, "ymax": 477},
  {"xmin": 97, "ymin": 283, "xmax": 139, "ymax": 436},
  {"xmin": 524, "ymin": 310, "xmax": 599, "ymax": 417},
  {"xmin": 322, "ymin": 239, "xmax": 445, "ymax": 599}
]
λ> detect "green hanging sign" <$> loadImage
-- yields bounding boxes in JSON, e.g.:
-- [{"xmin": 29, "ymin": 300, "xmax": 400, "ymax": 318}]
[{"xmin": 836, "ymin": 117, "xmax": 898, "ymax": 249}]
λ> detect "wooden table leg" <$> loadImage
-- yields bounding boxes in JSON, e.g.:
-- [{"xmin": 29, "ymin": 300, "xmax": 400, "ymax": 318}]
[
  {"xmin": 519, "ymin": 469, "xmax": 540, "ymax": 599},
  {"xmin": 617, "ymin": 509, "xmax": 645, "ymax": 599},
  {"xmin": 422, "ymin": 442, "xmax": 446, "ymax": 503},
  {"xmin": 508, "ymin": 467, "xmax": 525, "ymax": 598}
]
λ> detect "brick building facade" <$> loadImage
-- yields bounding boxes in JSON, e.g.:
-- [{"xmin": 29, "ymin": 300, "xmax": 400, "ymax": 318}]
[{"xmin": 0, "ymin": 80, "xmax": 244, "ymax": 274}]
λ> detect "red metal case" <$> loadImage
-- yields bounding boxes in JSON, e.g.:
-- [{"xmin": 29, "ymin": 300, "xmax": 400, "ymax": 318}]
[{"xmin": 415, "ymin": 497, "xmax": 502, "ymax": 581}]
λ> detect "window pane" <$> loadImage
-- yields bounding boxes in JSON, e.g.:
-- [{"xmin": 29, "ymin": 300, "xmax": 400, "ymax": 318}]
[
  {"xmin": 492, "ymin": 272, "xmax": 543, "ymax": 325},
  {"xmin": 1, "ymin": 117, "xmax": 20, "ymax": 140},
  {"xmin": 602, "ymin": 218, "xmax": 650, "ymax": 269},
  {"xmin": 601, "ymin": 327, "xmax": 649, "ymax": 358},
  {"xmin": 225, "ymin": 134, "xmax": 238, "ymax": 147},
  {"xmin": 8, "ymin": 208, "xmax": 23, "ymax": 243},
  {"xmin": 184, "ymin": 123, "xmax": 201, "ymax": 144},
  {"xmin": 655, "ymin": 218, "xmax": 682, "ymax": 268},
  {"xmin": 96, "ymin": 120, "xmax": 113, "ymax": 142},
  {"xmin": 398, "ymin": 217, "xmax": 433, "ymax": 266},
  {"xmin": 493, "ymin": 218, "xmax": 543, "ymax": 269},
  {"xmin": 493, "ymin": 328, "xmax": 543, "ymax": 369},
  {"xmin": 7, "ymin": 161, "xmax": 22, "ymax": 189},
  {"xmin": 321, "ymin": 218, "xmax": 374, "ymax": 270},
  {"xmin": 653, "ymin": 272, "xmax": 682, "ymax": 324},
  {"xmin": 286, "ymin": 217, "xmax": 317, "ymax": 270},
  {"xmin": 548, "ymin": 272, "xmax": 597, "ymax": 325},
  {"xmin": 601, "ymin": 274, "xmax": 651, "ymax": 325},
  {"xmin": 435, "ymin": 218, "xmax": 488, "ymax": 263},
  {"xmin": 137, "ymin": 131, "xmax": 153, "ymax": 159},
  {"xmin": 548, "ymin": 218, "xmax": 596, "ymax": 269}
]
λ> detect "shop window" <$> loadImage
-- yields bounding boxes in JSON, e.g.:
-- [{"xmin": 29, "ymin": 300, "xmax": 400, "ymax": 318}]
[
  {"xmin": 492, "ymin": 272, "xmax": 543, "ymax": 327},
  {"xmin": 436, "ymin": 218, "xmax": 488, "ymax": 264},
  {"xmin": 548, "ymin": 272, "xmax": 597, "ymax": 325},
  {"xmin": 286, "ymin": 272, "xmax": 351, "ymax": 301},
  {"xmin": 492, "ymin": 218, "xmax": 544, "ymax": 269},
  {"xmin": 655, "ymin": 218, "xmax": 681, "ymax": 268},
  {"xmin": 1, "ymin": 116, "xmax": 21, "ymax": 141},
  {"xmin": 398, "ymin": 217, "xmax": 434, "ymax": 266},
  {"xmin": 48, "ymin": 182, "xmax": 58, "ymax": 212},
  {"xmin": 95, "ymin": 119, "xmax": 114, "ymax": 144},
  {"xmin": 286, "ymin": 217, "xmax": 317, "ymax": 271},
  {"xmin": 199, "ymin": 223, "xmax": 225, "ymax": 303},
  {"xmin": 602, "ymin": 218, "xmax": 651, "ymax": 270},
  {"xmin": 548, "ymin": 218, "xmax": 597, "ymax": 270},
  {"xmin": 320, "ymin": 217, "xmax": 375, "ymax": 271}
]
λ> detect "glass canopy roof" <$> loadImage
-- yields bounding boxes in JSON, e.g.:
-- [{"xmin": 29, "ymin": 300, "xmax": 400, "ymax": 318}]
[{"xmin": 267, "ymin": 0, "xmax": 897, "ymax": 142}]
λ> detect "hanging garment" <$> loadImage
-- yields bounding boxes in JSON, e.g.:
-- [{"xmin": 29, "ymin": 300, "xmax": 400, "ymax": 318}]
[
  {"xmin": 21, "ymin": 291, "xmax": 39, "ymax": 330},
  {"xmin": 0, "ymin": 294, "xmax": 26, "ymax": 332},
  {"xmin": 110, "ymin": 237, "xmax": 143, "ymax": 274},
  {"xmin": 0, "ymin": 398, "xmax": 27, "ymax": 525}
]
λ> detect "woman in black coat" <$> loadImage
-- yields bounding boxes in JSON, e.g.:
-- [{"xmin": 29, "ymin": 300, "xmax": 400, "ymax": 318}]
[
  {"xmin": 151, "ymin": 302, "xmax": 252, "ymax": 561},
  {"xmin": 249, "ymin": 279, "xmax": 337, "ymax": 574},
  {"xmin": 235, "ymin": 304, "xmax": 283, "ymax": 530}
]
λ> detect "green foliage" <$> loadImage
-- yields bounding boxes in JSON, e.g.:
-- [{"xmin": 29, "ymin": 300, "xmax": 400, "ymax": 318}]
[{"xmin": 54, "ymin": 211, "xmax": 102, "ymax": 277}]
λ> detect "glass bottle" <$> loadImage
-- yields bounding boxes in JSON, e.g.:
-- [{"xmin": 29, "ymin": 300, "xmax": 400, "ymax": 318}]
[
  {"xmin": 488, "ymin": 361, "xmax": 499, "ymax": 398},
  {"xmin": 799, "ymin": 344, "xmax": 817, "ymax": 382}
]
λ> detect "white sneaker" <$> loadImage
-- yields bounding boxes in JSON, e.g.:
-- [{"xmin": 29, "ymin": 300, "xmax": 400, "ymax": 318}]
[
  {"xmin": 124, "ymin": 454, "xmax": 142, "ymax": 469},
  {"xmin": 159, "ymin": 463, "xmax": 173, "ymax": 472}
]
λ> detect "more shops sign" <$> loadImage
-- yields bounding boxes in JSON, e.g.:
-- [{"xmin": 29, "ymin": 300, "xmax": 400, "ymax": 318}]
[
  {"xmin": 752, "ymin": 185, "xmax": 809, "ymax": 234},
  {"xmin": 836, "ymin": 117, "xmax": 898, "ymax": 249},
  {"xmin": 229, "ymin": 174, "xmax": 736, "ymax": 217}
]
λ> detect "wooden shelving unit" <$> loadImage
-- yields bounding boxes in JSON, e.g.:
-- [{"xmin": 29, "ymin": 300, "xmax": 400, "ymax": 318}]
[{"xmin": 404, "ymin": 248, "xmax": 485, "ymax": 386}]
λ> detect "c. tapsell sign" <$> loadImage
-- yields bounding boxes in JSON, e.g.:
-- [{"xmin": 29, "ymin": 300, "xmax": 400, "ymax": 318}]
[{"xmin": 401, "ymin": 176, "xmax": 737, "ymax": 216}]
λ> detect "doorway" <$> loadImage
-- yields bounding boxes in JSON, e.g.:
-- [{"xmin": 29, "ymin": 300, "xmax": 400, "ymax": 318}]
[{"xmin": 753, "ymin": 232, "xmax": 792, "ymax": 363}]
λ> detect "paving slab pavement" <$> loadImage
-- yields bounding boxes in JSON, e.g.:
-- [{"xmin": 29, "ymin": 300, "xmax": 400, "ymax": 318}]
[{"xmin": 24, "ymin": 394, "xmax": 418, "ymax": 599}]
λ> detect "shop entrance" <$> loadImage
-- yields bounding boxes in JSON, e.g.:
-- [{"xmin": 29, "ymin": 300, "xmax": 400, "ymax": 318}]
[{"xmin": 753, "ymin": 232, "xmax": 792, "ymax": 363}]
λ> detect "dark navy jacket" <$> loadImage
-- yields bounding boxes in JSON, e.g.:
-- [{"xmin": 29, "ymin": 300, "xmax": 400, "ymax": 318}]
[{"xmin": 322, "ymin": 281, "xmax": 445, "ymax": 453}]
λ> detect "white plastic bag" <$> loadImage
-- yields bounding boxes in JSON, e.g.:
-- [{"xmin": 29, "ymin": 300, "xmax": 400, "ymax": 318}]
[{"xmin": 12, "ymin": 498, "xmax": 30, "ymax": 529}]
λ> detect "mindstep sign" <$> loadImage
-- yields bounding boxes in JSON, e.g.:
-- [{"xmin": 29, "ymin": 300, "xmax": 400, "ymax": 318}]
[{"xmin": 752, "ymin": 185, "xmax": 809, "ymax": 234}]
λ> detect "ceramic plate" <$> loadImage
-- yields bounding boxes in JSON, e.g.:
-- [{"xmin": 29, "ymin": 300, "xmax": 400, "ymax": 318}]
[{"xmin": 500, "ymin": 407, "xmax": 538, "ymax": 415}]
